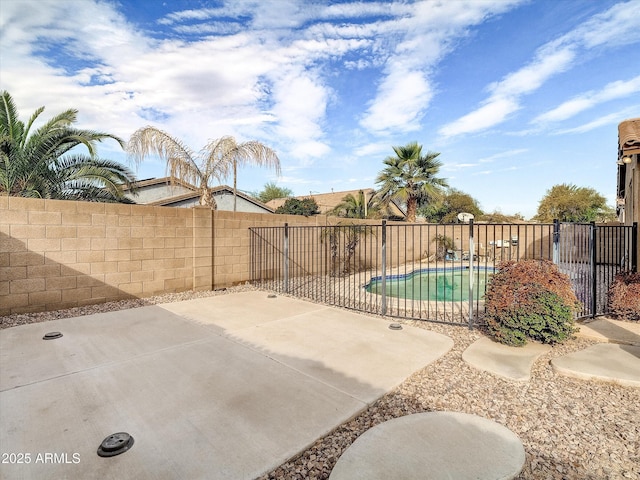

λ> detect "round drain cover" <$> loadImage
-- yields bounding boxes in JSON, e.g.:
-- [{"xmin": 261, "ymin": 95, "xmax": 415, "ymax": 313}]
[
  {"xmin": 43, "ymin": 332, "xmax": 63, "ymax": 340},
  {"xmin": 97, "ymin": 432, "xmax": 134, "ymax": 457},
  {"xmin": 388, "ymin": 323, "xmax": 403, "ymax": 330}
]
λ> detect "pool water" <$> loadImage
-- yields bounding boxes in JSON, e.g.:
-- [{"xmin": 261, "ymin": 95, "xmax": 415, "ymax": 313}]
[{"xmin": 365, "ymin": 268, "xmax": 494, "ymax": 301}]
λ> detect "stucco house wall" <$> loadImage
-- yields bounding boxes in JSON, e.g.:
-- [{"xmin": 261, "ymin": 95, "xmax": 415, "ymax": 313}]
[{"xmin": 616, "ymin": 117, "xmax": 639, "ymax": 271}]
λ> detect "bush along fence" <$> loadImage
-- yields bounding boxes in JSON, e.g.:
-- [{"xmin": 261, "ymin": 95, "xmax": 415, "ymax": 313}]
[{"xmin": 249, "ymin": 220, "xmax": 637, "ymax": 327}]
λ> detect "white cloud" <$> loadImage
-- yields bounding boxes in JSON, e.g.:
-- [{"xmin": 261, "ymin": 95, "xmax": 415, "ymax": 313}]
[
  {"xmin": 354, "ymin": 142, "xmax": 392, "ymax": 157},
  {"xmin": 359, "ymin": 0, "xmax": 523, "ymax": 134},
  {"xmin": 554, "ymin": 106, "xmax": 640, "ymax": 134},
  {"xmin": 575, "ymin": 0, "xmax": 640, "ymax": 49},
  {"xmin": 360, "ymin": 70, "xmax": 432, "ymax": 133},
  {"xmin": 534, "ymin": 75, "xmax": 640, "ymax": 123},
  {"xmin": 477, "ymin": 149, "xmax": 528, "ymax": 163},
  {"xmin": 439, "ymin": 47, "xmax": 576, "ymax": 138},
  {"xmin": 488, "ymin": 47, "xmax": 576, "ymax": 97},
  {"xmin": 438, "ymin": 1, "xmax": 639, "ymax": 138},
  {"xmin": 439, "ymin": 97, "xmax": 520, "ymax": 138}
]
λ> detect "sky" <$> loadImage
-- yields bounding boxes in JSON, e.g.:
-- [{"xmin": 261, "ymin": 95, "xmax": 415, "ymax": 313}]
[{"xmin": 1, "ymin": 0, "xmax": 639, "ymax": 219}]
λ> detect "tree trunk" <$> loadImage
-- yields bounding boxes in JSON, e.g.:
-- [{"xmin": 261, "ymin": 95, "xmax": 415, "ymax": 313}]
[
  {"xmin": 233, "ymin": 158, "xmax": 237, "ymax": 212},
  {"xmin": 200, "ymin": 188, "xmax": 217, "ymax": 209},
  {"xmin": 406, "ymin": 196, "xmax": 417, "ymax": 223}
]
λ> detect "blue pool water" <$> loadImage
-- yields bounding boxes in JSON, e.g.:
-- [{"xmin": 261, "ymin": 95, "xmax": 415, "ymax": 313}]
[{"xmin": 365, "ymin": 267, "xmax": 494, "ymax": 301}]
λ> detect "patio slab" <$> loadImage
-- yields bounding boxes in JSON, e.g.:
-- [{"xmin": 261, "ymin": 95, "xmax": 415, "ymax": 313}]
[
  {"xmin": 577, "ymin": 317, "xmax": 640, "ymax": 346},
  {"xmin": 0, "ymin": 291, "xmax": 453, "ymax": 480},
  {"xmin": 462, "ymin": 336, "xmax": 551, "ymax": 381},
  {"xmin": 551, "ymin": 343, "xmax": 640, "ymax": 387},
  {"xmin": 329, "ymin": 412, "xmax": 525, "ymax": 480}
]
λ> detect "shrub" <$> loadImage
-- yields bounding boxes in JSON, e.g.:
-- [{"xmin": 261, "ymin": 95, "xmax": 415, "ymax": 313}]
[
  {"xmin": 432, "ymin": 234, "xmax": 456, "ymax": 261},
  {"xmin": 275, "ymin": 197, "xmax": 320, "ymax": 216},
  {"xmin": 484, "ymin": 260, "xmax": 580, "ymax": 346},
  {"xmin": 607, "ymin": 271, "xmax": 640, "ymax": 321}
]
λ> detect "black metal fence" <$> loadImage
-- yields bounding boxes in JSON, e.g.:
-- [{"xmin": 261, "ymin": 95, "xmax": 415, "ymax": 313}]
[{"xmin": 249, "ymin": 220, "xmax": 637, "ymax": 327}]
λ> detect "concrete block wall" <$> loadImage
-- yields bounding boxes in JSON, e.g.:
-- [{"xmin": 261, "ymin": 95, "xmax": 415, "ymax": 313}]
[
  {"xmin": 0, "ymin": 197, "xmax": 212, "ymax": 315},
  {"xmin": 211, "ymin": 210, "xmax": 332, "ymax": 286},
  {"xmin": 0, "ymin": 197, "xmax": 338, "ymax": 315}
]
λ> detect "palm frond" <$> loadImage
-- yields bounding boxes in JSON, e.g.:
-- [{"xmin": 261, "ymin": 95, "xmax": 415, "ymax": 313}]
[
  {"xmin": 0, "ymin": 91, "xmax": 25, "ymax": 143},
  {"xmin": 127, "ymin": 126, "xmax": 203, "ymax": 187}
]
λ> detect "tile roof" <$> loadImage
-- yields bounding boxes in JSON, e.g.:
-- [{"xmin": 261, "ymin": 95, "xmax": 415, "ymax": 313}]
[
  {"xmin": 266, "ymin": 188, "xmax": 406, "ymax": 219},
  {"xmin": 619, "ymin": 117, "xmax": 640, "ymax": 154}
]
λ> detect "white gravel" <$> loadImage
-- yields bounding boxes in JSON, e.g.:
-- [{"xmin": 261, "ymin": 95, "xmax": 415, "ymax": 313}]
[{"xmin": 2, "ymin": 287, "xmax": 638, "ymax": 479}]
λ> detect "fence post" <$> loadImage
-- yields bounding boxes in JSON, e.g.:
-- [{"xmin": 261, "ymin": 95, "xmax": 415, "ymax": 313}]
[
  {"xmin": 632, "ymin": 222, "xmax": 638, "ymax": 273},
  {"xmin": 381, "ymin": 220, "xmax": 387, "ymax": 316},
  {"xmin": 590, "ymin": 222, "xmax": 597, "ymax": 318},
  {"xmin": 552, "ymin": 219, "xmax": 560, "ymax": 264},
  {"xmin": 284, "ymin": 223, "xmax": 289, "ymax": 293},
  {"xmin": 468, "ymin": 219, "xmax": 475, "ymax": 329}
]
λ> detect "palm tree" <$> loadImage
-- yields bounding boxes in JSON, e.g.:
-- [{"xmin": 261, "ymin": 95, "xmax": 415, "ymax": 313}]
[
  {"xmin": 0, "ymin": 90, "xmax": 135, "ymax": 202},
  {"xmin": 126, "ymin": 126, "xmax": 280, "ymax": 210},
  {"xmin": 375, "ymin": 142, "xmax": 448, "ymax": 222},
  {"xmin": 330, "ymin": 190, "xmax": 388, "ymax": 219},
  {"xmin": 331, "ymin": 190, "xmax": 369, "ymax": 218}
]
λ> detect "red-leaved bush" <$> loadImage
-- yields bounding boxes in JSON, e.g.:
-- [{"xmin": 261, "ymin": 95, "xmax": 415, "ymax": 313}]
[
  {"xmin": 484, "ymin": 260, "xmax": 580, "ymax": 346},
  {"xmin": 607, "ymin": 272, "xmax": 640, "ymax": 321}
]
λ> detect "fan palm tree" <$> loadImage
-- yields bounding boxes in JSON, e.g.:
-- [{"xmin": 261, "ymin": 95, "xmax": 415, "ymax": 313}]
[
  {"xmin": 0, "ymin": 90, "xmax": 135, "ymax": 202},
  {"xmin": 126, "ymin": 126, "xmax": 280, "ymax": 210},
  {"xmin": 375, "ymin": 142, "xmax": 449, "ymax": 222}
]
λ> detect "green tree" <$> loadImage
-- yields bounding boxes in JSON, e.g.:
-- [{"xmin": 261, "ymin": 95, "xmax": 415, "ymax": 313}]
[
  {"xmin": 375, "ymin": 142, "xmax": 448, "ymax": 222},
  {"xmin": 127, "ymin": 126, "xmax": 280, "ymax": 209},
  {"xmin": 420, "ymin": 188, "xmax": 483, "ymax": 223},
  {"xmin": 534, "ymin": 183, "xmax": 615, "ymax": 223},
  {"xmin": 0, "ymin": 90, "xmax": 135, "ymax": 202},
  {"xmin": 479, "ymin": 210, "xmax": 526, "ymax": 224},
  {"xmin": 275, "ymin": 197, "xmax": 319, "ymax": 216},
  {"xmin": 254, "ymin": 182, "xmax": 292, "ymax": 203}
]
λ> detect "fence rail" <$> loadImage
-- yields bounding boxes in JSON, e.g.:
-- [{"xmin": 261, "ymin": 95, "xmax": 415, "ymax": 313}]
[{"xmin": 250, "ymin": 221, "xmax": 637, "ymax": 327}]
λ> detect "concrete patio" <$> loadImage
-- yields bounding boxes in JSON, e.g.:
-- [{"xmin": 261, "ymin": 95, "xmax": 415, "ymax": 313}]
[{"xmin": 0, "ymin": 291, "xmax": 453, "ymax": 480}]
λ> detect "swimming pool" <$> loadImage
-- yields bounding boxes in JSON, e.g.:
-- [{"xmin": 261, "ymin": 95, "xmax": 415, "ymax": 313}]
[{"xmin": 365, "ymin": 267, "xmax": 494, "ymax": 301}]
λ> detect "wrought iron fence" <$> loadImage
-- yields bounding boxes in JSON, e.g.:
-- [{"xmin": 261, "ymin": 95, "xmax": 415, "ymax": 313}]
[{"xmin": 249, "ymin": 221, "xmax": 637, "ymax": 327}]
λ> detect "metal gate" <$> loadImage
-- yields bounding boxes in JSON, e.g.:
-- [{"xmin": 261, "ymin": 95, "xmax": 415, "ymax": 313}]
[
  {"xmin": 555, "ymin": 221, "xmax": 637, "ymax": 318},
  {"xmin": 250, "ymin": 221, "xmax": 637, "ymax": 327}
]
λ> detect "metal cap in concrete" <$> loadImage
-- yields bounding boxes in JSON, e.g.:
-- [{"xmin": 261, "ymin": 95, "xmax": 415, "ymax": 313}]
[
  {"xmin": 329, "ymin": 411, "xmax": 525, "ymax": 480},
  {"xmin": 551, "ymin": 343, "xmax": 640, "ymax": 387},
  {"xmin": 462, "ymin": 336, "xmax": 551, "ymax": 381}
]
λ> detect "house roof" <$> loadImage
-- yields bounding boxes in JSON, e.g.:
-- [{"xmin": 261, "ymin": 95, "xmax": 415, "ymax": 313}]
[
  {"xmin": 208, "ymin": 185, "xmax": 275, "ymax": 212},
  {"xmin": 619, "ymin": 117, "xmax": 640, "ymax": 155},
  {"xmin": 128, "ymin": 177, "xmax": 274, "ymax": 212},
  {"xmin": 126, "ymin": 176, "xmax": 198, "ymax": 191},
  {"xmin": 266, "ymin": 188, "xmax": 406, "ymax": 219}
]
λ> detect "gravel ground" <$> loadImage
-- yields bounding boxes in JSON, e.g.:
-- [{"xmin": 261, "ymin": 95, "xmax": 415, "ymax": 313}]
[{"xmin": 2, "ymin": 287, "xmax": 638, "ymax": 479}]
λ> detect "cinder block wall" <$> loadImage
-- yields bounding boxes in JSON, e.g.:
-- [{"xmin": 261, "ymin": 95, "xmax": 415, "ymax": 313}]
[
  {"xmin": 0, "ymin": 197, "xmax": 338, "ymax": 315},
  {"xmin": 211, "ymin": 210, "xmax": 334, "ymax": 286},
  {"xmin": 0, "ymin": 197, "xmax": 212, "ymax": 315}
]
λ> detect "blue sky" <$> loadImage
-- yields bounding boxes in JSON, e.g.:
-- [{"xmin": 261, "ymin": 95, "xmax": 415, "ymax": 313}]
[{"xmin": 1, "ymin": 0, "xmax": 639, "ymax": 218}]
